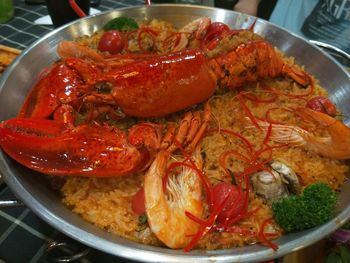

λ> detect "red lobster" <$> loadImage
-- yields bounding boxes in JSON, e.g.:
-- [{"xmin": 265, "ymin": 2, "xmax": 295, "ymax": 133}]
[{"xmin": 0, "ymin": 19, "xmax": 311, "ymax": 177}]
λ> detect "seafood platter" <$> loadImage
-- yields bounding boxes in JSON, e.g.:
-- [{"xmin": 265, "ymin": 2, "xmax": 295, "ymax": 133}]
[{"xmin": 0, "ymin": 4, "xmax": 349, "ymax": 263}]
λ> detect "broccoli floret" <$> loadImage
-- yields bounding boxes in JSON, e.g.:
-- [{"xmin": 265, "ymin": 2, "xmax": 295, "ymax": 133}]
[{"xmin": 272, "ymin": 182, "xmax": 337, "ymax": 233}]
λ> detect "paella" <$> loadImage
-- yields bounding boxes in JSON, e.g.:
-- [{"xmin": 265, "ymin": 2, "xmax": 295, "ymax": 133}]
[{"xmin": 0, "ymin": 16, "xmax": 349, "ymax": 252}]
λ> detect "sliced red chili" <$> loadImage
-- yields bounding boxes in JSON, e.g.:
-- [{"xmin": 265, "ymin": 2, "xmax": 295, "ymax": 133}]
[
  {"xmin": 241, "ymin": 90, "xmax": 278, "ymax": 104},
  {"xmin": 137, "ymin": 27, "xmax": 159, "ymax": 53},
  {"xmin": 258, "ymin": 218, "xmax": 279, "ymax": 251},
  {"xmin": 219, "ymin": 150, "xmax": 251, "ymax": 179},
  {"xmin": 267, "ymin": 74, "xmax": 314, "ymax": 99},
  {"xmin": 162, "ymin": 31, "xmax": 184, "ymax": 51},
  {"xmin": 237, "ymin": 92, "xmax": 261, "ymax": 130},
  {"xmin": 184, "ymin": 191, "xmax": 232, "ymax": 252},
  {"xmin": 262, "ymin": 122, "xmax": 273, "ymax": 146}
]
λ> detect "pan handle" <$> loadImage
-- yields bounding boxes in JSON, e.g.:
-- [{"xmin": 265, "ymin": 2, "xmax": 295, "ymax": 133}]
[
  {"xmin": 44, "ymin": 240, "xmax": 91, "ymax": 262},
  {"xmin": 309, "ymin": 40, "xmax": 350, "ymax": 62},
  {"xmin": 0, "ymin": 199, "xmax": 24, "ymax": 207},
  {"xmin": 0, "ymin": 173, "xmax": 24, "ymax": 208}
]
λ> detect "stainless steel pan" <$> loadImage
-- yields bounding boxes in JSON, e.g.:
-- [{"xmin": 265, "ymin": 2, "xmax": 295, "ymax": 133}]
[{"xmin": 0, "ymin": 5, "xmax": 349, "ymax": 263}]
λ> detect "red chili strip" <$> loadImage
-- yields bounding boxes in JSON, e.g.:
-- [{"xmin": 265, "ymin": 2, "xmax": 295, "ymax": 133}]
[
  {"xmin": 174, "ymin": 139, "xmax": 213, "ymax": 207},
  {"xmin": 253, "ymin": 143, "xmax": 288, "ymax": 162},
  {"xmin": 258, "ymin": 218, "xmax": 279, "ymax": 251},
  {"xmin": 220, "ymin": 205, "xmax": 261, "ymax": 229},
  {"xmin": 162, "ymin": 32, "xmax": 183, "ymax": 51},
  {"xmin": 266, "ymin": 75, "xmax": 314, "ymax": 99},
  {"xmin": 137, "ymin": 27, "xmax": 159, "ymax": 53},
  {"xmin": 241, "ymin": 90, "xmax": 278, "ymax": 104},
  {"xmin": 248, "ymin": 18, "xmax": 257, "ymax": 31},
  {"xmin": 183, "ymin": 223, "xmax": 209, "ymax": 252},
  {"xmin": 184, "ymin": 191, "xmax": 232, "ymax": 252},
  {"xmin": 237, "ymin": 93, "xmax": 261, "ymax": 130},
  {"xmin": 262, "ymin": 122, "xmax": 273, "ymax": 146},
  {"xmin": 184, "ymin": 211, "xmax": 207, "ymax": 227},
  {"xmin": 219, "ymin": 150, "xmax": 251, "ymax": 179}
]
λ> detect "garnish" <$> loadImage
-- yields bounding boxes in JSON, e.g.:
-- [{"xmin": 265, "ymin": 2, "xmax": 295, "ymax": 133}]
[
  {"xmin": 272, "ymin": 182, "xmax": 337, "ymax": 232},
  {"xmin": 138, "ymin": 214, "xmax": 148, "ymax": 225},
  {"xmin": 103, "ymin": 17, "xmax": 139, "ymax": 32}
]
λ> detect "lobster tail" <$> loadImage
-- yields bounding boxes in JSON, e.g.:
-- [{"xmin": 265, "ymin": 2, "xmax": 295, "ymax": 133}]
[{"xmin": 211, "ymin": 39, "xmax": 310, "ymax": 89}]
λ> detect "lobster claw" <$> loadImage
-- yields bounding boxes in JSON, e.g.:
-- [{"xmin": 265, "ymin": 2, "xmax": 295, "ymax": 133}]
[{"xmin": 0, "ymin": 118, "xmax": 153, "ymax": 177}]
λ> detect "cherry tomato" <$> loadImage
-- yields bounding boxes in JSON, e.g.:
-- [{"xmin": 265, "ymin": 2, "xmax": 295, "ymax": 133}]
[
  {"xmin": 203, "ymin": 22, "xmax": 230, "ymax": 45},
  {"xmin": 306, "ymin": 96, "xmax": 337, "ymax": 116},
  {"xmin": 98, "ymin": 30, "xmax": 124, "ymax": 54},
  {"xmin": 212, "ymin": 182, "xmax": 243, "ymax": 223},
  {"xmin": 132, "ymin": 187, "xmax": 145, "ymax": 215}
]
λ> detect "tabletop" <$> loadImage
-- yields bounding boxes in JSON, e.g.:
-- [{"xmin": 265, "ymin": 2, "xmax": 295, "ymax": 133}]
[{"xmin": 0, "ymin": 1, "xmax": 348, "ymax": 263}]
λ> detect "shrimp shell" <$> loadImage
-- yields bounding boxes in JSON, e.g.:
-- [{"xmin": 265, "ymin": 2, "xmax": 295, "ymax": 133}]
[
  {"xmin": 258, "ymin": 108, "xmax": 350, "ymax": 160},
  {"xmin": 144, "ymin": 149, "xmax": 204, "ymax": 248}
]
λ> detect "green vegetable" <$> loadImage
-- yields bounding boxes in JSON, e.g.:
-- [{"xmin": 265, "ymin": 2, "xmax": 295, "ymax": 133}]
[
  {"xmin": 326, "ymin": 244, "xmax": 350, "ymax": 263},
  {"xmin": 228, "ymin": 169, "xmax": 237, "ymax": 185},
  {"xmin": 272, "ymin": 182, "xmax": 337, "ymax": 233},
  {"xmin": 103, "ymin": 17, "xmax": 139, "ymax": 32},
  {"xmin": 342, "ymin": 221, "xmax": 350, "ymax": 230},
  {"xmin": 138, "ymin": 214, "xmax": 147, "ymax": 225}
]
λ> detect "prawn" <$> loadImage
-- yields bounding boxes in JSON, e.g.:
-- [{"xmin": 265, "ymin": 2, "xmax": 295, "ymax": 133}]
[
  {"xmin": 144, "ymin": 105, "xmax": 211, "ymax": 248},
  {"xmin": 176, "ymin": 17, "xmax": 211, "ymax": 50},
  {"xmin": 258, "ymin": 107, "xmax": 350, "ymax": 160}
]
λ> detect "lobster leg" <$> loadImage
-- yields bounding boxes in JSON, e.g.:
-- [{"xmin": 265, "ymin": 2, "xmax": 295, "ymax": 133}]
[{"xmin": 0, "ymin": 118, "xmax": 161, "ymax": 177}]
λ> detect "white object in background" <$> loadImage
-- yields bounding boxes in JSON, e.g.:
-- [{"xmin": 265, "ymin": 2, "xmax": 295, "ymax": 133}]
[{"xmin": 34, "ymin": 7, "xmax": 101, "ymax": 25}]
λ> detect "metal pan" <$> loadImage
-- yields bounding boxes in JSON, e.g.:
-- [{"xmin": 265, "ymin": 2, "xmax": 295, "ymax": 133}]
[{"xmin": 0, "ymin": 4, "xmax": 349, "ymax": 263}]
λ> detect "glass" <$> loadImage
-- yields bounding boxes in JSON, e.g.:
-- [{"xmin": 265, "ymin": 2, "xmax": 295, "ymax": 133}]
[
  {"xmin": 0, "ymin": 0, "xmax": 14, "ymax": 23},
  {"xmin": 45, "ymin": 0, "xmax": 90, "ymax": 27}
]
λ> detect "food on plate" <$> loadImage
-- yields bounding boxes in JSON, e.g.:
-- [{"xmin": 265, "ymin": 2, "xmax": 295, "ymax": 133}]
[
  {"xmin": 0, "ymin": 44, "xmax": 20, "ymax": 75},
  {"xmin": 0, "ymin": 16, "xmax": 349, "ymax": 251}
]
